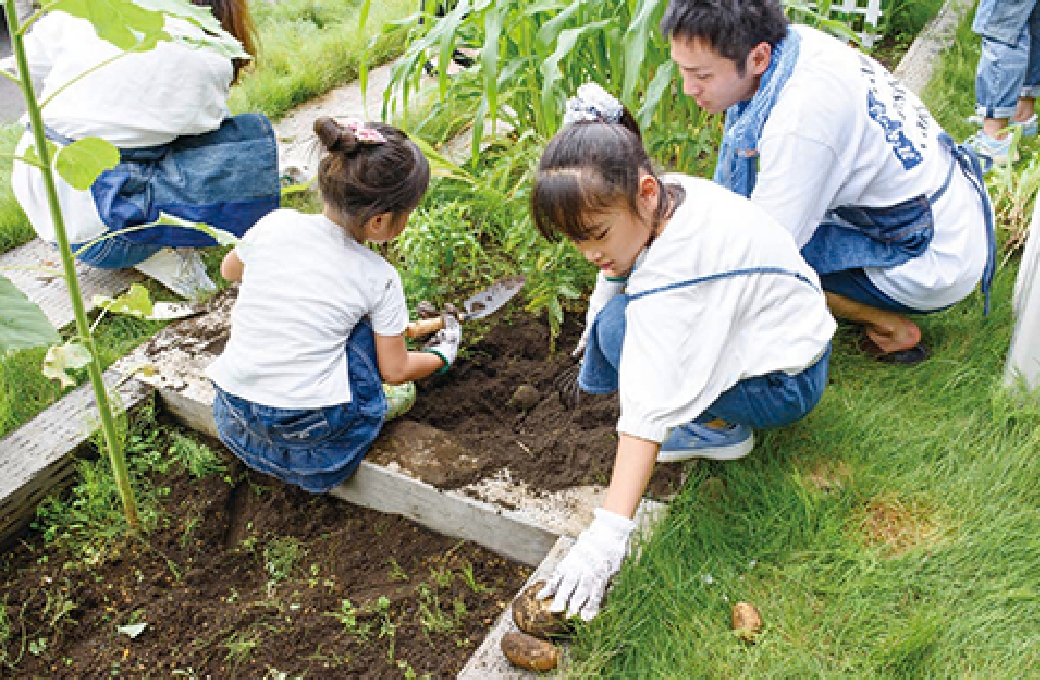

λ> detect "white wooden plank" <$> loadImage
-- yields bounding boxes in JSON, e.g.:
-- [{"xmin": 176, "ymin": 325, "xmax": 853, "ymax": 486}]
[
  {"xmin": 0, "ymin": 360, "xmax": 153, "ymax": 545},
  {"xmin": 0, "ymin": 238, "xmax": 142, "ymax": 329}
]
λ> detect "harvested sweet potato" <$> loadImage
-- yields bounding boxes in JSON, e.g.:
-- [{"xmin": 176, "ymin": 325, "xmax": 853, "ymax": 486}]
[
  {"xmin": 731, "ymin": 601, "xmax": 763, "ymax": 642},
  {"xmin": 512, "ymin": 581, "xmax": 570, "ymax": 639},
  {"xmin": 501, "ymin": 631, "xmax": 560, "ymax": 672}
]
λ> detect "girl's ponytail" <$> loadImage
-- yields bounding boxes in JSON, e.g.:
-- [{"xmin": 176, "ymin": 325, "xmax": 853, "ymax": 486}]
[
  {"xmin": 314, "ymin": 117, "xmax": 360, "ymax": 156},
  {"xmin": 313, "ymin": 117, "xmax": 430, "ymax": 231}
]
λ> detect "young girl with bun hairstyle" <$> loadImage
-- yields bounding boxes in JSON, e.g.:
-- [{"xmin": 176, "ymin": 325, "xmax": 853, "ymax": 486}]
[
  {"xmin": 206, "ymin": 117, "xmax": 460, "ymax": 493},
  {"xmin": 532, "ymin": 84, "xmax": 836, "ymax": 621}
]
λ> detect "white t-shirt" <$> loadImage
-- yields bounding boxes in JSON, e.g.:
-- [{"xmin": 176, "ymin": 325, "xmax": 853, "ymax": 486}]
[
  {"xmin": 751, "ymin": 25, "xmax": 988, "ymax": 311},
  {"xmin": 4, "ymin": 12, "xmax": 233, "ymax": 243},
  {"xmin": 615, "ymin": 175, "xmax": 836, "ymax": 443},
  {"xmin": 206, "ymin": 210, "xmax": 410, "ymax": 409}
]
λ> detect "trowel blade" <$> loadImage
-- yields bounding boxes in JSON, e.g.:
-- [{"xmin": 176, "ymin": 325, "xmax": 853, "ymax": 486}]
[{"xmin": 462, "ymin": 275, "xmax": 526, "ymax": 320}]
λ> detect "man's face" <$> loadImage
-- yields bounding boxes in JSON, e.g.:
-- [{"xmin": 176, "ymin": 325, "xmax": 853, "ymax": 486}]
[{"xmin": 669, "ymin": 36, "xmax": 767, "ymax": 114}]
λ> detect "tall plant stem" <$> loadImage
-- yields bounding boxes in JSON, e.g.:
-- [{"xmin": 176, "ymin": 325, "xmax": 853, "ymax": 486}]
[{"xmin": 5, "ymin": 0, "xmax": 140, "ymax": 529}]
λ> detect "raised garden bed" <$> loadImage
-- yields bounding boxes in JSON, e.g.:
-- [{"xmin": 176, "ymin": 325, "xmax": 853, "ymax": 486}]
[
  {"xmin": 132, "ymin": 288, "xmax": 683, "ymax": 545},
  {"xmin": 0, "ymin": 439, "xmax": 531, "ymax": 677}
]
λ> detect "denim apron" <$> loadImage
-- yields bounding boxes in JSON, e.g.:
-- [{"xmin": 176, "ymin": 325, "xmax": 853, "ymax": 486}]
[
  {"xmin": 212, "ymin": 319, "xmax": 388, "ymax": 494},
  {"xmin": 799, "ymin": 132, "xmax": 997, "ymax": 313},
  {"xmin": 43, "ymin": 114, "xmax": 280, "ymax": 250},
  {"xmin": 578, "ymin": 268, "xmax": 831, "ymax": 430}
]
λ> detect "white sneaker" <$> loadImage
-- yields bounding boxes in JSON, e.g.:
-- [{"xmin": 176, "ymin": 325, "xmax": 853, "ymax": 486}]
[{"xmin": 134, "ymin": 247, "xmax": 217, "ymax": 302}]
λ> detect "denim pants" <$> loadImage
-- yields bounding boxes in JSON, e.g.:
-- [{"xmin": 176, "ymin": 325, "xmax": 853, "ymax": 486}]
[
  {"xmin": 578, "ymin": 290, "xmax": 830, "ymax": 431},
  {"xmin": 71, "ymin": 234, "xmax": 163, "ymax": 269},
  {"xmin": 212, "ymin": 319, "xmax": 387, "ymax": 493},
  {"xmin": 43, "ymin": 114, "xmax": 280, "ymax": 249},
  {"xmin": 803, "ymin": 133, "xmax": 996, "ymax": 314},
  {"xmin": 974, "ymin": 0, "xmax": 1040, "ymax": 119}
]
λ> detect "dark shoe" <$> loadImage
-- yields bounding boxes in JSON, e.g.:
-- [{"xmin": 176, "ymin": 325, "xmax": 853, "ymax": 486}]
[{"xmin": 859, "ymin": 334, "xmax": 930, "ymax": 365}]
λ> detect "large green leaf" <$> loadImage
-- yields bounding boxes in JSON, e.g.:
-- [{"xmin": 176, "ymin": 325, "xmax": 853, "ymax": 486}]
[
  {"xmin": 53, "ymin": 0, "xmax": 247, "ymax": 58},
  {"xmin": 52, "ymin": 0, "xmax": 168, "ymax": 50},
  {"xmin": 540, "ymin": 20, "xmax": 614, "ymax": 133},
  {"xmin": 621, "ymin": 0, "xmax": 662, "ymax": 103},
  {"xmin": 54, "ymin": 137, "xmax": 121, "ymax": 191},
  {"xmin": 0, "ymin": 275, "xmax": 59, "ymax": 354},
  {"xmin": 42, "ymin": 341, "xmax": 92, "ymax": 388}
]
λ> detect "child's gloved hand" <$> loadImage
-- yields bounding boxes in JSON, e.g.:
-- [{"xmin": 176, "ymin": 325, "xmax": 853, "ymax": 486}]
[
  {"xmin": 537, "ymin": 508, "xmax": 635, "ymax": 621},
  {"xmin": 416, "ymin": 301, "xmax": 462, "ymax": 369}
]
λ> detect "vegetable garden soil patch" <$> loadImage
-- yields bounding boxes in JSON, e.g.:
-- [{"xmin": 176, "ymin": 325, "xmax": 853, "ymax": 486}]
[
  {"xmin": 374, "ymin": 312, "xmax": 684, "ymax": 498},
  {"xmin": 0, "ymin": 451, "xmax": 530, "ymax": 678},
  {"xmin": 136, "ymin": 287, "xmax": 682, "ymax": 499}
]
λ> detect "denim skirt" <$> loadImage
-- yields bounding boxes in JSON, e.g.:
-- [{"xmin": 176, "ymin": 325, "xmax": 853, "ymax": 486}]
[{"xmin": 212, "ymin": 319, "xmax": 387, "ymax": 493}]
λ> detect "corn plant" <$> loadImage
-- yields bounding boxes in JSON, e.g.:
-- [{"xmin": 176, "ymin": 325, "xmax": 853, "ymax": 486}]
[
  {"xmin": 0, "ymin": 0, "xmax": 244, "ymax": 529},
  {"xmin": 364, "ymin": 0, "xmax": 884, "ymax": 343}
]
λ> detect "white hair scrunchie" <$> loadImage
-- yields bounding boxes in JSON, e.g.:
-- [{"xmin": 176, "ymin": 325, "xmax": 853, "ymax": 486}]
[{"xmin": 562, "ymin": 82, "xmax": 624, "ymax": 126}]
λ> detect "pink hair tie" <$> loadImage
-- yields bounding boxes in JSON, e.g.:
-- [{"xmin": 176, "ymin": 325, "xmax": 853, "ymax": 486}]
[{"xmin": 343, "ymin": 118, "xmax": 386, "ymax": 145}]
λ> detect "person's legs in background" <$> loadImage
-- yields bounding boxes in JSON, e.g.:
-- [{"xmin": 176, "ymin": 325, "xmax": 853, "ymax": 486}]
[
  {"xmin": 73, "ymin": 234, "xmax": 217, "ymax": 302},
  {"xmin": 1013, "ymin": 1, "xmax": 1040, "ymax": 136},
  {"xmin": 972, "ymin": 0, "xmax": 1039, "ymax": 168}
]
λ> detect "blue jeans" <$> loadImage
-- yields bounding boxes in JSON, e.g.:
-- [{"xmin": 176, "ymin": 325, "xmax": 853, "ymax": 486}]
[
  {"xmin": 71, "ymin": 233, "xmax": 162, "ymax": 269},
  {"xmin": 974, "ymin": 0, "xmax": 1040, "ymax": 119},
  {"xmin": 578, "ymin": 294, "xmax": 830, "ymax": 431},
  {"xmin": 803, "ymin": 133, "xmax": 996, "ymax": 314},
  {"xmin": 820, "ymin": 268, "xmax": 926, "ymax": 314},
  {"xmin": 212, "ymin": 319, "xmax": 387, "ymax": 493}
]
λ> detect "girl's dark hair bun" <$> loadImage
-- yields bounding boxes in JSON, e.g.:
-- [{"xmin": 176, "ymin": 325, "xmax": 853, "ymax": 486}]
[{"xmin": 314, "ymin": 116, "xmax": 359, "ymax": 155}]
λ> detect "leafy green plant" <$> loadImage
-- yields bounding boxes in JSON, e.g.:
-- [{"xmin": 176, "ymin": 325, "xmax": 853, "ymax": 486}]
[
  {"xmin": 387, "ymin": 559, "xmax": 409, "ymax": 582},
  {"xmin": 222, "ymin": 630, "xmax": 260, "ymax": 664},
  {"xmin": 168, "ymin": 433, "xmax": 226, "ymax": 478},
  {"xmin": 327, "ymin": 598, "xmax": 373, "ymax": 640},
  {"xmin": 263, "ymin": 537, "xmax": 305, "ymax": 584},
  {"xmin": 459, "ymin": 561, "xmax": 492, "ymax": 594},
  {"xmin": 416, "ymin": 582, "xmax": 465, "ymax": 635}
]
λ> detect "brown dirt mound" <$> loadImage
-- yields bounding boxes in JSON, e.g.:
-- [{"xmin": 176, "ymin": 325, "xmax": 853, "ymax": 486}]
[{"xmin": 396, "ymin": 312, "xmax": 684, "ymax": 497}]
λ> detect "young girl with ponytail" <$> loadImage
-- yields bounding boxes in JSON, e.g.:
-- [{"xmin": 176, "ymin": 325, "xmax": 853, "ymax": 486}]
[{"xmin": 206, "ymin": 117, "xmax": 459, "ymax": 493}]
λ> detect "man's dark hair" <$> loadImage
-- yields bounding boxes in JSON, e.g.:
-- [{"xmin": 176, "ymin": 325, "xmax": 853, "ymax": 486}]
[{"xmin": 660, "ymin": 0, "xmax": 789, "ymax": 76}]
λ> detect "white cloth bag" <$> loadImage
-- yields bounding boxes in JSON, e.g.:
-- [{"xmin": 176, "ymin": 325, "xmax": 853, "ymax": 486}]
[{"xmin": 1005, "ymin": 200, "xmax": 1040, "ymax": 391}]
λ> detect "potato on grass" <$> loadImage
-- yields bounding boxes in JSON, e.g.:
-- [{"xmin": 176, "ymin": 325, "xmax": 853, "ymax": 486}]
[
  {"xmin": 501, "ymin": 631, "xmax": 560, "ymax": 672},
  {"xmin": 731, "ymin": 601, "xmax": 763, "ymax": 642},
  {"xmin": 512, "ymin": 580, "xmax": 571, "ymax": 639}
]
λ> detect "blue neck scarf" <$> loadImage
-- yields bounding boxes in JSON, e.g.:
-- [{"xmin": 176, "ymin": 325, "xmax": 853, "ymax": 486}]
[{"xmin": 713, "ymin": 29, "xmax": 801, "ymax": 197}]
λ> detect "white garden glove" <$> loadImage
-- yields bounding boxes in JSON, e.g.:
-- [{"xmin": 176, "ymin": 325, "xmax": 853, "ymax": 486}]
[
  {"xmin": 537, "ymin": 508, "xmax": 636, "ymax": 621},
  {"xmin": 574, "ymin": 273, "xmax": 626, "ymax": 358},
  {"xmin": 421, "ymin": 313, "xmax": 462, "ymax": 370}
]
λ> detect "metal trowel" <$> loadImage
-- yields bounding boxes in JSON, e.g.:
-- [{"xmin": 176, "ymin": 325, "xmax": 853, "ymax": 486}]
[{"xmin": 405, "ymin": 275, "xmax": 526, "ymax": 338}]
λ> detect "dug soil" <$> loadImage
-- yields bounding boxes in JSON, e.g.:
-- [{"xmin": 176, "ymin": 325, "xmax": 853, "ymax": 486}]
[
  {"xmin": 0, "ymin": 448, "xmax": 530, "ymax": 678},
  {"xmin": 142, "ymin": 288, "xmax": 683, "ymax": 498},
  {"xmin": 371, "ymin": 310, "xmax": 684, "ymax": 498}
]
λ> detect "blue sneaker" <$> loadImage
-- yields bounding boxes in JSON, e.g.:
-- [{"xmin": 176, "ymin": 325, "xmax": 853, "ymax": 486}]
[
  {"xmin": 658, "ymin": 421, "xmax": 754, "ymax": 463},
  {"xmin": 965, "ymin": 131, "xmax": 1015, "ymax": 173},
  {"xmin": 1012, "ymin": 114, "xmax": 1038, "ymax": 138}
]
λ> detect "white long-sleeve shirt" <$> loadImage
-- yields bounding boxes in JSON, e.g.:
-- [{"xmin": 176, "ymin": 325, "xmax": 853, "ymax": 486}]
[
  {"xmin": 615, "ymin": 175, "xmax": 836, "ymax": 443},
  {"xmin": 4, "ymin": 12, "xmax": 234, "ymax": 243},
  {"xmin": 751, "ymin": 25, "xmax": 988, "ymax": 311}
]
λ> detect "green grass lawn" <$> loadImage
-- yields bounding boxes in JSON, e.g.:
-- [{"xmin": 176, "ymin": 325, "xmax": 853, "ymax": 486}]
[{"xmin": 566, "ymin": 8, "xmax": 1040, "ymax": 677}]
